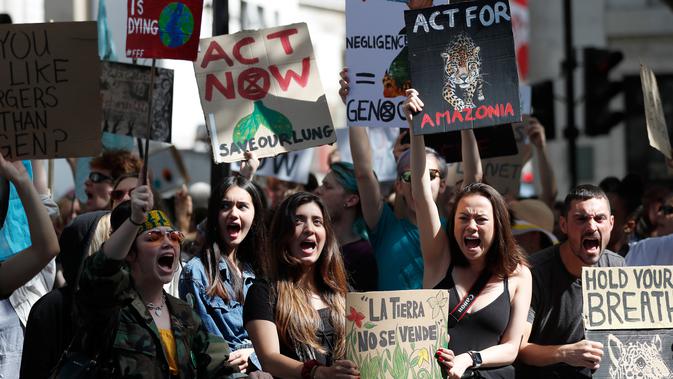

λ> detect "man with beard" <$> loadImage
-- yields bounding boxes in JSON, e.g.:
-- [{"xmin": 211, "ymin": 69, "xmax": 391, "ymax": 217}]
[{"xmin": 517, "ymin": 185, "xmax": 624, "ymax": 379}]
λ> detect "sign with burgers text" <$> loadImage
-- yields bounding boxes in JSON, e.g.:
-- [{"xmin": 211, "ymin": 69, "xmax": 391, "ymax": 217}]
[
  {"xmin": 193, "ymin": 23, "xmax": 336, "ymax": 163},
  {"xmin": 404, "ymin": 0, "xmax": 521, "ymax": 134},
  {"xmin": 126, "ymin": 0, "xmax": 203, "ymax": 60}
]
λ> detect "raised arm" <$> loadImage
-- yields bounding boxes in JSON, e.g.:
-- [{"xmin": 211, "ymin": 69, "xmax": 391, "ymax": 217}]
[
  {"xmin": 0, "ymin": 157, "xmax": 59, "ymax": 299},
  {"xmin": 460, "ymin": 129, "xmax": 483, "ymax": 186},
  {"xmin": 525, "ymin": 116, "xmax": 557, "ymax": 207},
  {"xmin": 340, "ymin": 68, "xmax": 383, "ymax": 229},
  {"xmin": 405, "ymin": 89, "xmax": 451, "ymax": 288}
]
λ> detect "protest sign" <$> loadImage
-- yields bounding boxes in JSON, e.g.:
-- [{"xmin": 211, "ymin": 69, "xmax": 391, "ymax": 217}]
[
  {"xmin": 125, "ymin": 0, "xmax": 203, "ymax": 60},
  {"xmin": 148, "ymin": 145, "xmax": 189, "ymax": 196},
  {"xmin": 0, "ymin": 22, "xmax": 102, "ymax": 160},
  {"xmin": 640, "ymin": 64, "xmax": 672, "ymax": 160},
  {"xmin": 346, "ymin": 290, "xmax": 448, "ymax": 379},
  {"xmin": 405, "ymin": 0, "xmax": 521, "ymax": 134},
  {"xmin": 336, "ymin": 127, "xmax": 398, "ymax": 182},
  {"xmin": 101, "ymin": 61, "xmax": 174, "ymax": 142},
  {"xmin": 345, "ymin": 0, "xmax": 445, "ymax": 129},
  {"xmin": 425, "ymin": 124, "xmax": 518, "ymax": 163},
  {"xmin": 194, "ymin": 23, "xmax": 336, "ymax": 163},
  {"xmin": 586, "ymin": 329, "xmax": 673, "ymax": 379},
  {"xmin": 232, "ymin": 149, "xmax": 315, "ymax": 184},
  {"xmin": 582, "ymin": 266, "xmax": 673, "ymax": 330}
]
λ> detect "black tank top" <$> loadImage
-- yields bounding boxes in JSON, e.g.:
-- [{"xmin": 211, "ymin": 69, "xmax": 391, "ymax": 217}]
[{"xmin": 434, "ymin": 265, "xmax": 511, "ymax": 355}]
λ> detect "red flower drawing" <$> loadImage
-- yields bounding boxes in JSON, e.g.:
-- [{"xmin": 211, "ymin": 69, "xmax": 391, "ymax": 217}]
[{"xmin": 347, "ymin": 306, "xmax": 365, "ymax": 328}]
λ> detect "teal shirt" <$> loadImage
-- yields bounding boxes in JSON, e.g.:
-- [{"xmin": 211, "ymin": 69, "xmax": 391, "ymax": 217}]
[{"xmin": 369, "ymin": 203, "xmax": 445, "ymax": 290}]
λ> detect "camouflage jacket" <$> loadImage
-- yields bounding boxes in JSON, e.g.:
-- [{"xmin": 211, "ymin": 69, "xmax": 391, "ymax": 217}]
[{"xmin": 76, "ymin": 250, "xmax": 248, "ymax": 379}]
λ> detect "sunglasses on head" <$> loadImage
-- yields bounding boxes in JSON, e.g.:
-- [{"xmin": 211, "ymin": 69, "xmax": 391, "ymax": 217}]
[
  {"xmin": 111, "ymin": 187, "xmax": 136, "ymax": 202},
  {"xmin": 659, "ymin": 205, "xmax": 673, "ymax": 215},
  {"xmin": 142, "ymin": 230, "xmax": 185, "ymax": 244},
  {"xmin": 399, "ymin": 169, "xmax": 442, "ymax": 183},
  {"xmin": 89, "ymin": 171, "xmax": 113, "ymax": 184}
]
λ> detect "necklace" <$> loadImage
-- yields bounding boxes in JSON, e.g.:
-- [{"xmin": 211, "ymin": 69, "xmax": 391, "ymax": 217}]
[{"xmin": 145, "ymin": 295, "xmax": 166, "ymax": 317}]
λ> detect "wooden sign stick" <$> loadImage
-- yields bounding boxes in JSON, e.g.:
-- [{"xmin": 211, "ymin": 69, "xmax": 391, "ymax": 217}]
[{"xmin": 140, "ymin": 58, "xmax": 157, "ymax": 186}]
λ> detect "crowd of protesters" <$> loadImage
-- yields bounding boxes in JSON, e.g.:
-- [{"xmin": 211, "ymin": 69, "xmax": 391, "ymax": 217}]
[{"xmin": 1, "ymin": 75, "xmax": 673, "ymax": 379}]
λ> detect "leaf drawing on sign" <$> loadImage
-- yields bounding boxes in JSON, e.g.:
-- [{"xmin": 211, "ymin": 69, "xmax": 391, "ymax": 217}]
[
  {"xmin": 607, "ymin": 334, "xmax": 672, "ymax": 379},
  {"xmin": 383, "ymin": 44, "xmax": 411, "ymax": 98},
  {"xmin": 256, "ymin": 100, "xmax": 293, "ymax": 137},
  {"xmin": 426, "ymin": 290, "xmax": 448, "ymax": 319},
  {"xmin": 441, "ymin": 34, "xmax": 485, "ymax": 111},
  {"xmin": 233, "ymin": 100, "xmax": 293, "ymax": 145}
]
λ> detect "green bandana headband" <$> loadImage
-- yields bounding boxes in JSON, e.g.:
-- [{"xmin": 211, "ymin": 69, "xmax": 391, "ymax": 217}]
[
  {"xmin": 330, "ymin": 162, "xmax": 358, "ymax": 193},
  {"xmin": 138, "ymin": 210, "xmax": 173, "ymax": 234}
]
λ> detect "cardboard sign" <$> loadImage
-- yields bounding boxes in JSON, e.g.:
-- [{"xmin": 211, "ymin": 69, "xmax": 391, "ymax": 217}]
[
  {"xmin": 0, "ymin": 22, "xmax": 102, "ymax": 160},
  {"xmin": 582, "ymin": 266, "xmax": 673, "ymax": 330},
  {"xmin": 640, "ymin": 64, "xmax": 672, "ymax": 160},
  {"xmin": 346, "ymin": 290, "xmax": 449, "ymax": 379},
  {"xmin": 101, "ymin": 61, "xmax": 174, "ymax": 142},
  {"xmin": 232, "ymin": 149, "xmax": 315, "ymax": 184},
  {"xmin": 405, "ymin": 0, "xmax": 521, "ymax": 134},
  {"xmin": 125, "ymin": 0, "xmax": 203, "ymax": 60},
  {"xmin": 345, "ymin": 0, "xmax": 445, "ymax": 128},
  {"xmin": 586, "ymin": 329, "xmax": 673, "ymax": 379},
  {"xmin": 194, "ymin": 23, "xmax": 336, "ymax": 163},
  {"xmin": 148, "ymin": 145, "xmax": 189, "ymax": 196},
  {"xmin": 425, "ymin": 124, "xmax": 518, "ymax": 163}
]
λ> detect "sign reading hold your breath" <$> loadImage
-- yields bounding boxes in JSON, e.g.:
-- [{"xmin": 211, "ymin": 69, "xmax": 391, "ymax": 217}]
[{"xmin": 346, "ymin": 290, "xmax": 448, "ymax": 379}]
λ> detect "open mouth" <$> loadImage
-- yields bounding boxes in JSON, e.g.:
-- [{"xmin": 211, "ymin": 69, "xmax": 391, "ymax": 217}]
[
  {"xmin": 464, "ymin": 236, "xmax": 481, "ymax": 250},
  {"xmin": 157, "ymin": 254, "xmax": 175, "ymax": 270},
  {"xmin": 226, "ymin": 223, "xmax": 242, "ymax": 239},
  {"xmin": 582, "ymin": 237, "xmax": 600, "ymax": 252},
  {"xmin": 300, "ymin": 240, "xmax": 317, "ymax": 254}
]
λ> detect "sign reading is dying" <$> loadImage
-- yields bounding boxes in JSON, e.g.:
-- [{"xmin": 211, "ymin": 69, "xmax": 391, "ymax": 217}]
[
  {"xmin": 0, "ymin": 22, "xmax": 101, "ymax": 160},
  {"xmin": 126, "ymin": 0, "xmax": 203, "ymax": 60},
  {"xmin": 194, "ymin": 23, "xmax": 335, "ymax": 163}
]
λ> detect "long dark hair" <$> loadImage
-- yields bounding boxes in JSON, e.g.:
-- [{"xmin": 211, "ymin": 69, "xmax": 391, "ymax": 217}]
[
  {"xmin": 267, "ymin": 192, "xmax": 348, "ymax": 359},
  {"xmin": 447, "ymin": 183, "xmax": 526, "ymax": 277},
  {"xmin": 204, "ymin": 176, "xmax": 267, "ymax": 303}
]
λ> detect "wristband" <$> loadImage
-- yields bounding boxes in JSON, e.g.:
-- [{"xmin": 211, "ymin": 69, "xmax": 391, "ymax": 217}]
[
  {"xmin": 301, "ymin": 360, "xmax": 322, "ymax": 379},
  {"xmin": 129, "ymin": 217, "xmax": 144, "ymax": 226}
]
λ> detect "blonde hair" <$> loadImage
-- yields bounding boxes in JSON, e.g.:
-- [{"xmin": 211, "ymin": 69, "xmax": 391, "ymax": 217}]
[{"xmin": 86, "ymin": 213, "xmax": 112, "ymax": 257}]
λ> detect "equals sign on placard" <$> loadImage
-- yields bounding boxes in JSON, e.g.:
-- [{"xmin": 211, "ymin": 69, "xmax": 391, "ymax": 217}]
[{"xmin": 355, "ymin": 72, "xmax": 375, "ymax": 85}]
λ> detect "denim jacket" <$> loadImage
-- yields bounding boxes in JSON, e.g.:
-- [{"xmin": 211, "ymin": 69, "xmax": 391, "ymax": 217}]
[{"xmin": 179, "ymin": 257, "xmax": 256, "ymax": 354}]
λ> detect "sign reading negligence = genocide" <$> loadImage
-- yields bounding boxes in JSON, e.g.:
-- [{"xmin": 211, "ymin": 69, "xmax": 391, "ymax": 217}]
[
  {"xmin": 404, "ymin": 0, "xmax": 521, "ymax": 134},
  {"xmin": 346, "ymin": 290, "xmax": 449, "ymax": 379},
  {"xmin": 194, "ymin": 23, "xmax": 336, "ymax": 163},
  {"xmin": 582, "ymin": 266, "xmax": 673, "ymax": 379},
  {"xmin": 0, "ymin": 22, "xmax": 102, "ymax": 160}
]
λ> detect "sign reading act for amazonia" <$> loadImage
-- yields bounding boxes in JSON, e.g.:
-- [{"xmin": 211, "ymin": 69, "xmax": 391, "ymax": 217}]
[
  {"xmin": 0, "ymin": 22, "xmax": 102, "ymax": 160},
  {"xmin": 126, "ymin": 0, "xmax": 203, "ymax": 60},
  {"xmin": 194, "ymin": 23, "xmax": 336, "ymax": 164},
  {"xmin": 405, "ymin": 0, "xmax": 521, "ymax": 134},
  {"xmin": 346, "ymin": 290, "xmax": 448, "ymax": 379}
]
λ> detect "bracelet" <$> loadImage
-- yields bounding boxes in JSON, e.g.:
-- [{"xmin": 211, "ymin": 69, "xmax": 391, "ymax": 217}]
[
  {"xmin": 310, "ymin": 365, "xmax": 320, "ymax": 379},
  {"xmin": 301, "ymin": 360, "xmax": 321, "ymax": 379},
  {"xmin": 129, "ymin": 217, "xmax": 144, "ymax": 226}
]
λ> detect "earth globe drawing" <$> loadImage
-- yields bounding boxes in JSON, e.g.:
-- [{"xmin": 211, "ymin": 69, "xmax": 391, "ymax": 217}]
[{"xmin": 158, "ymin": 2, "xmax": 194, "ymax": 48}]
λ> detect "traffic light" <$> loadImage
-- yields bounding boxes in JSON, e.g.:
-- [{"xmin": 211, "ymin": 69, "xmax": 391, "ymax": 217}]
[{"xmin": 584, "ymin": 47, "xmax": 625, "ymax": 136}]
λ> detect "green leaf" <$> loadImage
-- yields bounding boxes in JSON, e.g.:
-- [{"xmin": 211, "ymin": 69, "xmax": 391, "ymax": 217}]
[
  {"xmin": 364, "ymin": 322, "xmax": 377, "ymax": 329},
  {"xmin": 232, "ymin": 109, "xmax": 262, "ymax": 145},
  {"xmin": 254, "ymin": 100, "xmax": 293, "ymax": 137},
  {"xmin": 410, "ymin": 356, "xmax": 419, "ymax": 367}
]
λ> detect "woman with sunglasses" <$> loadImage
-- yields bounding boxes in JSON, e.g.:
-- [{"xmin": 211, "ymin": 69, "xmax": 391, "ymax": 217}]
[
  {"xmin": 76, "ymin": 183, "xmax": 253, "ymax": 378},
  {"xmin": 244, "ymin": 192, "xmax": 359, "ymax": 379},
  {"xmin": 180, "ymin": 174, "xmax": 267, "ymax": 373},
  {"xmin": 84, "ymin": 149, "xmax": 141, "ymax": 212},
  {"xmin": 625, "ymin": 191, "xmax": 673, "ymax": 265},
  {"xmin": 404, "ymin": 89, "xmax": 531, "ymax": 379}
]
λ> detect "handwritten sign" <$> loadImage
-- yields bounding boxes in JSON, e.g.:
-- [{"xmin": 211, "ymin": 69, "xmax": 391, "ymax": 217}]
[
  {"xmin": 405, "ymin": 0, "xmax": 521, "ymax": 134},
  {"xmin": 101, "ymin": 61, "xmax": 174, "ymax": 142},
  {"xmin": 0, "ymin": 22, "xmax": 102, "ymax": 160},
  {"xmin": 640, "ymin": 64, "xmax": 672, "ymax": 160},
  {"xmin": 586, "ymin": 329, "xmax": 673, "ymax": 379},
  {"xmin": 346, "ymin": 0, "xmax": 445, "ymax": 128},
  {"xmin": 582, "ymin": 266, "xmax": 673, "ymax": 330},
  {"xmin": 125, "ymin": 0, "xmax": 203, "ymax": 60},
  {"xmin": 232, "ymin": 149, "xmax": 315, "ymax": 184},
  {"xmin": 346, "ymin": 290, "xmax": 448, "ymax": 379},
  {"xmin": 194, "ymin": 23, "xmax": 336, "ymax": 163}
]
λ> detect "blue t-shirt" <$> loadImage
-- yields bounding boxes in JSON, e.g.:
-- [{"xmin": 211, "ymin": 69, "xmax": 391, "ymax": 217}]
[{"xmin": 369, "ymin": 203, "xmax": 445, "ymax": 290}]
